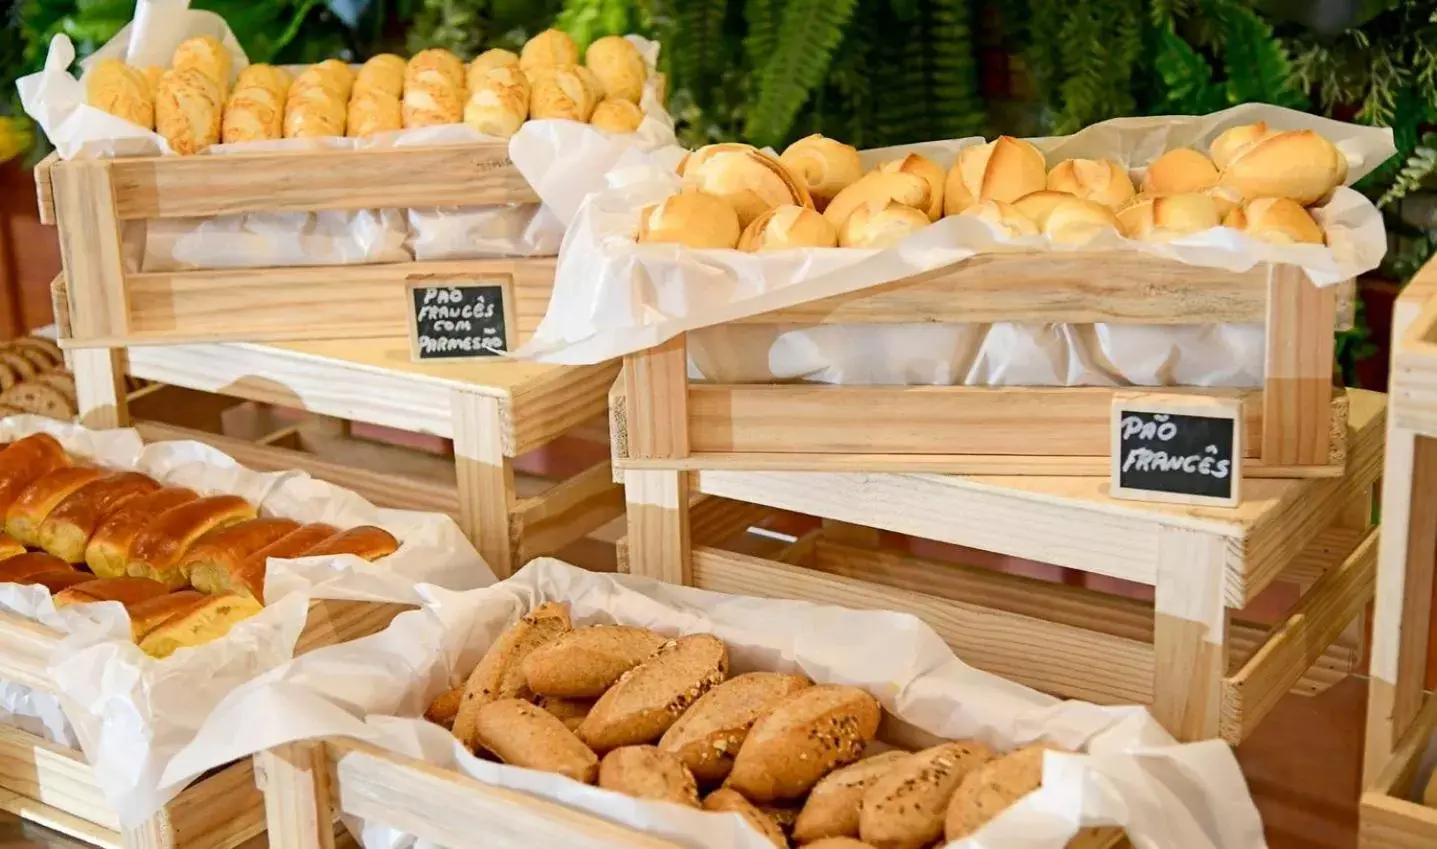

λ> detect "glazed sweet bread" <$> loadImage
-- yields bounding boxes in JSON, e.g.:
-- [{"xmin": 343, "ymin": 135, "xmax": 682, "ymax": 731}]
[
  {"xmin": 126, "ymin": 494, "xmax": 258, "ymax": 590},
  {"xmin": 0, "ymin": 434, "xmax": 70, "ymax": 517},
  {"xmin": 54, "ymin": 577, "xmax": 170, "ymax": 610},
  {"xmin": 178, "ymin": 517, "xmax": 301, "ymax": 594},
  {"xmin": 136, "ymin": 593, "xmax": 265, "ymax": 659},
  {"xmin": 0, "ymin": 552, "xmax": 77, "ymax": 583},
  {"xmin": 155, "ymin": 67, "xmax": 222, "ymax": 154},
  {"xmin": 0, "ymin": 531, "xmax": 23, "ymax": 561},
  {"xmin": 192, "ymin": 522, "xmax": 339, "ymax": 601},
  {"xmin": 6, "ymin": 466, "xmax": 106, "ymax": 546},
  {"xmin": 301, "ymin": 525, "xmax": 399, "ymax": 560},
  {"xmin": 86, "ymin": 486, "xmax": 200, "ymax": 579},
  {"xmin": 85, "ymin": 59, "xmax": 155, "ymax": 129}
]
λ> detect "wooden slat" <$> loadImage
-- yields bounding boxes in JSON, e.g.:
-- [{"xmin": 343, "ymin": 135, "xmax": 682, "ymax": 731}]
[
  {"xmin": 624, "ymin": 470, "xmax": 691, "ymax": 584},
  {"xmin": 296, "ymin": 600, "xmax": 409, "ymax": 657},
  {"xmin": 0, "ymin": 726, "xmax": 116, "ymax": 832},
  {"xmin": 452, "ymin": 390, "xmax": 516, "ymax": 576},
  {"xmin": 512, "ymin": 460, "xmax": 625, "ymax": 563},
  {"xmin": 256, "ymin": 742, "xmax": 335, "ymax": 849},
  {"xmin": 167, "ymin": 757, "xmax": 267, "ymax": 849},
  {"xmin": 1262, "ymin": 265, "xmax": 1335, "ymax": 465},
  {"xmin": 0, "ymin": 612, "xmax": 60, "ymax": 695},
  {"xmin": 1360, "ymin": 794, "xmax": 1437, "ymax": 849},
  {"xmin": 623, "ymin": 336, "xmax": 690, "ymax": 460},
  {"xmin": 51, "ymin": 159, "xmax": 128, "ymax": 341},
  {"xmin": 509, "ymin": 361, "xmax": 622, "ymax": 457},
  {"xmin": 33, "ymin": 152, "xmax": 58, "ymax": 225}
]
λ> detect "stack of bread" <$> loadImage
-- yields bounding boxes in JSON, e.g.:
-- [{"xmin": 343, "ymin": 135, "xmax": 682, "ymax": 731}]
[
  {"xmin": 85, "ymin": 29, "xmax": 650, "ymax": 154},
  {"xmin": 636, "ymin": 121, "xmax": 1342, "ymax": 252},
  {"xmin": 420, "ymin": 602, "xmax": 1096, "ymax": 849},
  {"xmin": 0, "ymin": 432, "xmax": 399, "ymax": 658},
  {"xmin": 0, "ymin": 336, "xmax": 77, "ymax": 420}
]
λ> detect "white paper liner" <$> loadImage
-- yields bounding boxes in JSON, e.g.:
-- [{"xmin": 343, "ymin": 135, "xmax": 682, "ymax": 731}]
[
  {"xmin": 165, "ymin": 560, "xmax": 1266, "ymax": 849},
  {"xmin": 0, "ymin": 415, "xmax": 497, "ymax": 826},
  {"xmin": 515, "ymin": 104, "xmax": 1392, "ymax": 384}
]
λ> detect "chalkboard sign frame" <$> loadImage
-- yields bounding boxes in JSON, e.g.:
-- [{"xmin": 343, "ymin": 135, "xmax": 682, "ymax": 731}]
[
  {"xmin": 405, "ymin": 275, "xmax": 517, "ymax": 362},
  {"xmin": 1110, "ymin": 392, "xmax": 1243, "ymax": 508}
]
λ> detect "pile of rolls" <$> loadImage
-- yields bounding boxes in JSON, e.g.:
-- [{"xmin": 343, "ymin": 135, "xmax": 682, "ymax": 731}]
[
  {"xmin": 84, "ymin": 28, "xmax": 649, "ymax": 154},
  {"xmin": 637, "ymin": 122, "xmax": 1343, "ymax": 251},
  {"xmin": 0, "ymin": 432, "xmax": 399, "ymax": 658},
  {"xmin": 421, "ymin": 602, "xmax": 1100, "ymax": 849},
  {"xmin": 0, "ymin": 336, "xmax": 76, "ymax": 420}
]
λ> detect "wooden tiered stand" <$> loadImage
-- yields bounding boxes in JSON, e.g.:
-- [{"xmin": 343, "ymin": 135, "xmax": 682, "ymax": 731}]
[{"xmin": 1361, "ymin": 261, "xmax": 1437, "ymax": 847}]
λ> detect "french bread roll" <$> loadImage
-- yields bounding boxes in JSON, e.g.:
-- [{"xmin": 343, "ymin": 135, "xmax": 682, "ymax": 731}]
[
  {"xmin": 944, "ymin": 743, "xmax": 1065, "ymax": 842},
  {"xmin": 36, "ymin": 472, "xmax": 159, "ymax": 562},
  {"xmin": 0, "ymin": 531, "xmax": 22, "ymax": 561},
  {"xmin": 222, "ymin": 86, "xmax": 285, "ymax": 143},
  {"xmin": 682, "ymin": 146, "xmax": 814, "ymax": 228},
  {"xmin": 943, "ymin": 136, "xmax": 1047, "ymax": 216},
  {"xmin": 354, "ymin": 54, "xmax": 406, "ymax": 98},
  {"xmin": 520, "ymin": 29, "xmax": 580, "ymax": 74},
  {"xmin": 6, "ymin": 466, "xmax": 105, "ymax": 546},
  {"xmin": 171, "ymin": 35, "xmax": 231, "ymax": 95},
  {"xmin": 424, "ymin": 685, "xmax": 463, "ymax": 729},
  {"xmin": 637, "ymin": 191, "xmax": 742, "ymax": 249},
  {"xmin": 598, "ymin": 745, "xmax": 701, "ymax": 806},
  {"xmin": 839, "ymin": 201, "xmax": 930, "ymax": 249},
  {"xmin": 406, "ymin": 49, "xmax": 465, "ymax": 90},
  {"xmin": 402, "ymin": 80, "xmax": 463, "ymax": 129},
  {"xmin": 1013, "ymin": 190, "xmax": 1077, "ymax": 228},
  {"xmin": 536, "ymin": 695, "xmax": 594, "ymax": 732},
  {"xmin": 778, "ymin": 135, "xmax": 863, "ymax": 212},
  {"xmin": 0, "ymin": 434, "xmax": 69, "ymax": 517},
  {"xmin": 473, "ymin": 698, "xmax": 599, "ymax": 783},
  {"xmin": 1224, "ymin": 197, "xmax": 1325, "ymax": 245},
  {"xmin": 453, "ymin": 602, "xmax": 572, "ymax": 752},
  {"xmin": 589, "ymin": 98, "xmax": 643, "ymax": 134},
  {"xmin": 203, "ymin": 522, "xmax": 340, "ymax": 601},
  {"xmin": 824, "ymin": 172, "xmax": 930, "ymax": 231},
  {"xmin": 704, "ymin": 788, "xmax": 788, "ymax": 849},
  {"xmin": 155, "ymin": 68, "xmax": 222, "ymax": 154},
  {"xmin": 738, "ymin": 206, "xmax": 838, "ymax": 251},
  {"xmin": 876, "ymin": 154, "xmax": 945, "ymax": 221},
  {"xmin": 1117, "ymin": 193, "xmax": 1221, "ymax": 241},
  {"xmin": 659, "ymin": 671, "xmax": 812, "ymax": 784},
  {"xmin": 960, "ymin": 199, "xmax": 1039, "ymax": 238},
  {"xmin": 285, "ymin": 63, "xmax": 350, "ymax": 138},
  {"xmin": 578, "ymin": 634, "xmax": 730, "ymax": 754},
  {"xmin": 136, "ymin": 593, "xmax": 264, "ymax": 659},
  {"xmin": 54, "ymin": 577, "xmax": 169, "ymax": 610},
  {"xmin": 1210, "ymin": 122, "xmax": 1273, "ymax": 170},
  {"xmin": 235, "ymin": 64, "xmax": 291, "ymax": 97},
  {"xmin": 1214, "ymin": 125, "xmax": 1347, "ymax": 205},
  {"xmin": 0, "ymin": 553, "xmax": 77, "ymax": 584},
  {"xmin": 522, "ymin": 624, "xmax": 668, "ymax": 698},
  {"xmin": 585, "ymin": 36, "xmax": 647, "ymax": 104},
  {"xmin": 575, "ymin": 65, "xmax": 608, "ymax": 105},
  {"xmin": 125, "ymin": 495, "xmax": 258, "ymax": 590},
  {"xmin": 85, "ymin": 59, "xmax": 155, "ymax": 128},
  {"xmin": 178, "ymin": 517, "xmax": 303, "ymax": 594},
  {"xmin": 468, "ymin": 49, "xmax": 521, "ymax": 90},
  {"xmin": 859, "ymin": 741, "xmax": 995, "ymax": 849},
  {"xmin": 792, "ymin": 751, "xmax": 910, "ymax": 843},
  {"xmin": 1045, "ymin": 158, "xmax": 1135, "ymax": 209},
  {"xmin": 301, "ymin": 525, "xmax": 398, "ymax": 560},
  {"xmin": 528, "ymin": 68, "xmax": 597, "ymax": 121},
  {"xmin": 347, "ymin": 92, "xmax": 402, "ymax": 137},
  {"xmin": 1041, "ymin": 197, "xmax": 1121, "ymax": 245},
  {"xmin": 726, "ymin": 684, "xmax": 881, "ymax": 802},
  {"xmin": 463, "ymin": 66, "xmax": 530, "ymax": 139},
  {"xmin": 1141, "ymin": 148, "xmax": 1218, "ymax": 195},
  {"xmin": 85, "ymin": 487, "xmax": 199, "ymax": 579}
]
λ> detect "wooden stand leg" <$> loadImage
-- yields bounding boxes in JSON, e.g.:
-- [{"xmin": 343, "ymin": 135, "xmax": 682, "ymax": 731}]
[
  {"xmin": 821, "ymin": 520, "xmax": 881, "ymax": 548},
  {"xmin": 1153, "ymin": 528, "xmax": 1229, "ymax": 742},
  {"xmin": 256, "ymin": 742, "xmax": 336, "ymax": 849},
  {"xmin": 1262, "ymin": 266, "xmax": 1336, "ymax": 466},
  {"xmin": 121, "ymin": 811, "xmax": 175, "ymax": 849},
  {"xmin": 71, "ymin": 347, "xmax": 129, "ymax": 429},
  {"xmin": 1336, "ymin": 483, "xmax": 1377, "ymax": 656},
  {"xmin": 452, "ymin": 390, "xmax": 516, "ymax": 578},
  {"xmin": 625, "ymin": 469, "xmax": 691, "ymax": 585}
]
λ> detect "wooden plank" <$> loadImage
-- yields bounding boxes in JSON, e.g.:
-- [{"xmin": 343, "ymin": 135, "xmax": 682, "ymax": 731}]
[
  {"xmin": 296, "ymin": 600, "xmax": 409, "ymax": 657},
  {"xmin": 623, "ymin": 336, "xmax": 690, "ymax": 460},
  {"xmin": 452, "ymin": 390, "xmax": 515, "ymax": 577},
  {"xmin": 624, "ymin": 470, "xmax": 690, "ymax": 584},
  {"xmin": 0, "ymin": 790, "xmax": 121, "ymax": 848},
  {"xmin": 51, "ymin": 159, "xmax": 128, "ymax": 341},
  {"xmin": 1262, "ymin": 265, "xmax": 1335, "ymax": 465},
  {"xmin": 256, "ymin": 742, "xmax": 335, "ymax": 849},
  {"xmin": 126, "ymin": 384, "xmax": 245, "ymax": 433},
  {"xmin": 33, "ymin": 152, "xmax": 58, "ymax": 226},
  {"xmin": 509, "ymin": 361, "xmax": 621, "ymax": 457},
  {"xmin": 1359, "ymin": 794, "xmax": 1437, "ymax": 849},
  {"xmin": 98, "ymin": 144, "xmax": 536, "ymax": 220},
  {"xmin": 166, "ymin": 758, "xmax": 266, "ymax": 849},
  {"xmin": 0, "ymin": 726, "xmax": 116, "ymax": 832},
  {"xmin": 512, "ymin": 460, "xmax": 625, "ymax": 564},
  {"xmin": 0, "ymin": 611, "xmax": 61, "ymax": 695},
  {"xmin": 72, "ymin": 348, "xmax": 130, "ymax": 430},
  {"xmin": 735, "ymin": 252, "xmax": 1271, "ymax": 325},
  {"xmin": 1152, "ymin": 530, "xmax": 1227, "ymax": 742}
]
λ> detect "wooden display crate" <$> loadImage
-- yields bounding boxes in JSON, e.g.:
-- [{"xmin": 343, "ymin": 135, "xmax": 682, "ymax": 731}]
[
  {"xmin": 620, "ymin": 253, "xmax": 1352, "ymax": 478},
  {"xmin": 35, "ymin": 144, "xmax": 554, "ymax": 347},
  {"xmin": 614, "ymin": 381, "xmax": 1387, "ymax": 744},
  {"xmin": 1361, "ymin": 261, "xmax": 1437, "ymax": 847}
]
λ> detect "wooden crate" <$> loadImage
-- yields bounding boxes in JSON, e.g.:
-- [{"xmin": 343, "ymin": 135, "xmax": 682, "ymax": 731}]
[
  {"xmin": 614, "ymin": 382, "xmax": 1387, "ymax": 743},
  {"xmin": 620, "ymin": 253, "xmax": 1352, "ymax": 478},
  {"xmin": 1361, "ymin": 260, "xmax": 1437, "ymax": 847},
  {"xmin": 34, "ymin": 144, "xmax": 554, "ymax": 347},
  {"xmin": 0, "ymin": 599, "xmax": 407, "ymax": 849}
]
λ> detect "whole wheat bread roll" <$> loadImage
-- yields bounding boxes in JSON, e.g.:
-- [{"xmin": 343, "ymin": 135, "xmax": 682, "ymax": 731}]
[
  {"xmin": 598, "ymin": 745, "xmax": 701, "ymax": 807},
  {"xmin": 522, "ymin": 624, "xmax": 667, "ymax": 698},
  {"xmin": 726, "ymin": 684, "xmax": 881, "ymax": 802},
  {"xmin": 578, "ymin": 634, "xmax": 729, "ymax": 754},
  {"xmin": 704, "ymin": 788, "xmax": 788, "ymax": 849},
  {"xmin": 472, "ymin": 698, "xmax": 598, "ymax": 784},
  {"xmin": 659, "ymin": 671, "xmax": 811, "ymax": 784},
  {"xmin": 792, "ymin": 750, "xmax": 910, "ymax": 843},
  {"xmin": 452, "ymin": 602, "xmax": 572, "ymax": 752},
  {"xmin": 944, "ymin": 743, "xmax": 1064, "ymax": 842},
  {"xmin": 859, "ymin": 740, "xmax": 995, "ymax": 849}
]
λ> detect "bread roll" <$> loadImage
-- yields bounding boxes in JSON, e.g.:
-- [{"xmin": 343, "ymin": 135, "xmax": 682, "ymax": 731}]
[
  {"xmin": 726, "ymin": 684, "xmax": 881, "ymax": 802},
  {"xmin": 682, "ymin": 146, "xmax": 813, "ymax": 228},
  {"xmin": 739, "ymin": 206, "xmax": 838, "ymax": 251},
  {"xmin": 823, "ymin": 172, "xmax": 930, "ymax": 231},
  {"xmin": 1041, "ymin": 197, "xmax": 1121, "ymax": 245},
  {"xmin": 171, "ymin": 36, "xmax": 230, "ymax": 94},
  {"xmin": 598, "ymin": 745, "xmax": 700, "ymax": 806},
  {"xmin": 584, "ymin": 36, "xmax": 647, "ymax": 104},
  {"xmin": 793, "ymin": 751, "xmax": 910, "ymax": 843},
  {"xmin": 859, "ymin": 741, "xmax": 995, "ymax": 849},
  {"xmin": 637, "ymin": 191, "xmax": 742, "ymax": 249},
  {"xmin": 803, "ymin": 840, "xmax": 876, "ymax": 849},
  {"xmin": 659, "ymin": 671, "xmax": 811, "ymax": 784},
  {"xmin": 222, "ymin": 86, "xmax": 284, "ymax": 143},
  {"xmin": 136, "ymin": 593, "xmax": 265, "ymax": 659},
  {"xmin": 453, "ymin": 602, "xmax": 572, "ymax": 752},
  {"xmin": 235, "ymin": 64, "xmax": 291, "ymax": 97},
  {"xmin": 85, "ymin": 59, "xmax": 154, "ymax": 128},
  {"xmin": 1206, "ymin": 185, "xmax": 1244, "ymax": 219},
  {"xmin": 36, "ymin": 472, "xmax": 159, "ymax": 562},
  {"xmin": 0, "ymin": 552, "xmax": 77, "ymax": 583},
  {"xmin": 155, "ymin": 68, "xmax": 222, "ymax": 154},
  {"xmin": 1046, "ymin": 158, "xmax": 1135, "ymax": 209},
  {"xmin": 529, "ymin": 67, "xmax": 598, "ymax": 122},
  {"xmin": 1210, "ymin": 122, "xmax": 1273, "ymax": 170},
  {"xmin": 6, "ymin": 466, "xmax": 105, "ymax": 546},
  {"xmin": 12, "ymin": 337, "xmax": 63, "ymax": 367},
  {"xmin": 578, "ymin": 634, "xmax": 730, "ymax": 754},
  {"xmin": 944, "ymin": 743, "xmax": 1064, "ymax": 842},
  {"xmin": 54, "ymin": 577, "xmax": 169, "ymax": 610},
  {"xmin": 778, "ymin": 135, "xmax": 862, "ymax": 213},
  {"xmin": 285, "ymin": 62, "xmax": 352, "ymax": 138},
  {"xmin": 404, "ymin": 49, "xmax": 464, "ymax": 90},
  {"xmin": 521, "ymin": 29, "xmax": 580, "ymax": 74},
  {"xmin": 589, "ymin": 98, "xmax": 643, "ymax": 133},
  {"xmin": 522, "ymin": 624, "xmax": 667, "ymax": 698},
  {"xmin": 839, "ymin": 201, "xmax": 930, "ymax": 249},
  {"xmin": 1117, "ymin": 193, "xmax": 1221, "ymax": 241},
  {"xmin": 197, "ymin": 522, "xmax": 339, "ymax": 601},
  {"xmin": 300, "ymin": 525, "xmax": 398, "ymax": 560},
  {"xmin": 961, "ymin": 199, "xmax": 1039, "ymax": 238},
  {"xmin": 704, "ymin": 788, "xmax": 788, "ymax": 849},
  {"xmin": 1217, "ymin": 127, "xmax": 1348, "ymax": 205},
  {"xmin": 402, "ymin": 80, "xmax": 464, "ymax": 128},
  {"xmin": 677, "ymin": 142, "xmax": 749, "ymax": 176},
  {"xmin": 463, "ymin": 66, "xmax": 530, "ymax": 139},
  {"xmin": 1225, "ymin": 197, "xmax": 1324, "ymax": 245},
  {"xmin": 125, "ymin": 495, "xmax": 258, "ymax": 589},
  {"xmin": 424, "ymin": 685, "xmax": 464, "ymax": 729},
  {"xmin": 536, "ymin": 695, "xmax": 594, "ymax": 732},
  {"xmin": 127, "ymin": 591, "xmax": 201, "ymax": 641},
  {"xmin": 347, "ymin": 92, "xmax": 402, "ymax": 137},
  {"xmin": 354, "ymin": 54, "xmax": 405, "ymax": 98},
  {"xmin": 0, "ymin": 531, "xmax": 23, "ymax": 561},
  {"xmin": 876, "ymin": 154, "xmax": 945, "ymax": 221},
  {"xmin": 283, "ymin": 102, "xmax": 344, "ymax": 139},
  {"xmin": 85, "ymin": 487, "xmax": 199, "ymax": 579},
  {"xmin": 24, "ymin": 571, "xmax": 94, "ymax": 592},
  {"xmin": 468, "ymin": 49, "xmax": 521, "ymax": 90},
  {"xmin": 473, "ymin": 698, "xmax": 598, "ymax": 783},
  {"xmin": 944, "ymin": 136, "xmax": 1047, "ymax": 216},
  {"xmin": 0, "ymin": 383, "xmax": 74, "ymax": 419},
  {"xmin": 0, "ymin": 434, "xmax": 68, "ymax": 518},
  {"xmin": 140, "ymin": 66, "xmax": 164, "ymax": 97},
  {"xmin": 177, "ymin": 517, "xmax": 303, "ymax": 594},
  {"xmin": 1141, "ymin": 148, "xmax": 1218, "ymax": 195},
  {"xmin": 292, "ymin": 60, "xmax": 354, "ymax": 102}
]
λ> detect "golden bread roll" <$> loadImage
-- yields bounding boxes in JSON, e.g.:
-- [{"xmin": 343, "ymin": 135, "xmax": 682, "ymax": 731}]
[
  {"xmin": 85, "ymin": 59, "xmax": 154, "ymax": 128},
  {"xmin": 291, "ymin": 61, "xmax": 354, "ymax": 102},
  {"xmin": 859, "ymin": 740, "xmax": 995, "ymax": 849},
  {"xmin": 177, "ymin": 517, "xmax": 303, "ymax": 594},
  {"xmin": 222, "ymin": 87, "xmax": 284, "ymax": 143},
  {"xmin": 347, "ymin": 92, "xmax": 402, "ymax": 137},
  {"xmin": 0, "ymin": 552, "xmax": 77, "ymax": 584},
  {"xmin": 793, "ymin": 751, "xmax": 911, "ymax": 843},
  {"xmin": 578, "ymin": 634, "xmax": 730, "ymax": 754},
  {"xmin": 537, "ymin": 695, "xmax": 594, "ymax": 732},
  {"xmin": 1046, "ymin": 158, "xmax": 1135, "ymax": 209},
  {"xmin": 0, "ymin": 430, "xmax": 55, "ymax": 504},
  {"xmin": 155, "ymin": 68, "xmax": 222, "ymax": 154},
  {"xmin": 522, "ymin": 625, "xmax": 667, "ymax": 698},
  {"xmin": 1010, "ymin": 190, "xmax": 1074, "ymax": 229},
  {"xmin": 727, "ymin": 684, "xmax": 882, "ymax": 802},
  {"xmin": 235, "ymin": 64, "xmax": 290, "ymax": 97},
  {"xmin": 529, "ymin": 67, "xmax": 598, "ymax": 122},
  {"xmin": 1210, "ymin": 122, "xmax": 1273, "ymax": 170},
  {"xmin": 1217, "ymin": 128, "xmax": 1347, "ymax": 206},
  {"xmin": 824, "ymin": 172, "xmax": 931, "ymax": 231},
  {"xmin": 36, "ymin": 472, "xmax": 159, "ymax": 562},
  {"xmin": 944, "ymin": 743, "xmax": 1065, "ymax": 842},
  {"xmin": 1117, "ymin": 193, "xmax": 1221, "ymax": 241},
  {"xmin": 575, "ymin": 64, "xmax": 608, "ymax": 104},
  {"xmin": 424, "ymin": 685, "xmax": 464, "ymax": 729},
  {"xmin": 405, "ymin": 48, "xmax": 464, "ymax": 90},
  {"xmin": 659, "ymin": 671, "xmax": 812, "ymax": 785},
  {"xmin": 1141, "ymin": 148, "xmax": 1218, "ymax": 195},
  {"xmin": 300, "ymin": 525, "xmax": 397, "ymax": 560},
  {"xmin": 125, "ymin": 494, "xmax": 258, "ymax": 590},
  {"xmin": 7, "ymin": 466, "xmax": 105, "ymax": 546},
  {"xmin": 739, "ymin": 205, "xmax": 838, "ymax": 251},
  {"xmin": 521, "ymin": 29, "xmax": 580, "ymax": 74},
  {"xmin": 140, "ymin": 65, "xmax": 164, "ymax": 97},
  {"xmin": 677, "ymin": 142, "xmax": 748, "ymax": 176},
  {"xmin": 54, "ymin": 577, "xmax": 169, "ymax": 612},
  {"xmin": 1041, "ymin": 197, "xmax": 1121, "ymax": 245},
  {"xmin": 1205, "ymin": 185, "xmax": 1244, "ymax": 219},
  {"xmin": 463, "ymin": 66, "xmax": 530, "ymax": 138},
  {"xmin": 839, "ymin": 201, "xmax": 931, "ymax": 249},
  {"xmin": 961, "ymin": 199, "xmax": 1039, "ymax": 238},
  {"xmin": 944, "ymin": 136, "xmax": 1047, "ymax": 216},
  {"xmin": 354, "ymin": 54, "xmax": 405, "ymax": 98},
  {"xmin": 598, "ymin": 745, "xmax": 701, "ymax": 807},
  {"xmin": 284, "ymin": 101, "xmax": 345, "ymax": 139},
  {"xmin": 402, "ymin": 81, "xmax": 464, "ymax": 128},
  {"xmin": 589, "ymin": 98, "xmax": 643, "ymax": 133},
  {"xmin": 877, "ymin": 154, "xmax": 946, "ymax": 221},
  {"xmin": 468, "ymin": 49, "xmax": 521, "ymax": 90},
  {"xmin": 473, "ymin": 698, "xmax": 599, "ymax": 783},
  {"xmin": 136, "ymin": 593, "xmax": 264, "ymax": 659},
  {"xmin": 585, "ymin": 35, "xmax": 647, "ymax": 104},
  {"xmin": 1224, "ymin": 197, "xmax": 1324, "ymax": 245},
  {"xmin": 683, "ymin": 146, "xmax": 814, "ymax": 228},
  {"xmin": 637, "ymin": 191, "xmax": 742, "ymax": 249},
  {"xmin": 452, "ymin": 602, "xmax": 572, "ymax": 752},
  {"xmin": 704, "ymin": 789, "xmax": 789, "ymax": 849},
  {"xmin": 171, "ymin": 35, "xmax": 230, "ymax": 94},
  {"xmin": 85, "ymin": 487, "xmax": 199, "ymax": 579},
  {"xmin": 779, "ymin": 134, "xmax": 863, "ymax": 212},
  {"xmin": 0, "ymin": 531, "xmax": 23, "ymax": 561},
  {"xmin": 199, "ymin": 522, "xmax": 339, "ymax": 601},
  {"xmin": 802, "ymin": 840, "xmax": 875, "ymax": 849}
]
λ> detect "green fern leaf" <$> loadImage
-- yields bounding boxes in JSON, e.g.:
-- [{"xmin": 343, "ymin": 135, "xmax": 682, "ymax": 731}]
[
  {"xmin": 742, "ymin": 0, "xmax": 779, "ymax": 74},
  {"xmin": 745, "ymin": 0, "xmax": 859, "ymax": 147},
  {"xmin": 927, "ymin": 0, "xmax": 984, "ymax": 139},
  {"xmin": 1211, "ymin": 0, "xmax": 1306, "ymax": 109},
  {"xmin": 1378, "ymin": 131, "xmax": 1437, "ymax": 208},
  {"xmin": 1152, "ymin": 24, "xmax": 1224, "ymax": 114}
]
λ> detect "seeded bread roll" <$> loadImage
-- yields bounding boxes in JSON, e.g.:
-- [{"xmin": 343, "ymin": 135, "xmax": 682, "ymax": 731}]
[
  {"xmin": 659, "ymin": 671, "xmax": 812, "ymax": 784},
  {"xmin": 36, "ymin": 472, "xmax": 159, "ymax": 562},
  {"xmin": 452, "ymin": 602, "xmax": 572, "ymax": 752},
  {"xmin": 704, "ymin": 788, "xmax": 788, "ymax": 849},
  {"xmin": 473, "ymin": 699, "xmax": 598, "ymax": 783},
  {"xmin": 726, "ymin": 684, "xmax": 881, "ymax": 802},
  {"xmin": 598, "ymin": 745, "xmax": 701, "ymax": 806},
  {"xmin": 944, "ymin": 743, "xmax": 1064, "ymax": 842},
  {"xmin": 792, "ymin": 751, "xmax": 910, "ymax": 843},
  {"xmin": 578, "ymin": 634, "xmax": 730, "ymax": 754},
  {"xmin": 85, "ymin": 487, "xmax": 199, "ymax": 579},
  {"xmin": 536, "ymin": 695, "xmax": 594, "ymax": 732},
  {"xmin": 859, "ymin": 741, "xmax": 995, "ymax": 849},
  {"xmin": 6, "ymin": 466, "xmax": 105, "ymax": 546},
  {"xmin": 522, "ymin": 624, "xmax": 668, "ymax": 698},
  {"xmin": 424, "ymin": 685, "xmax": 463, "ymax": 729}
]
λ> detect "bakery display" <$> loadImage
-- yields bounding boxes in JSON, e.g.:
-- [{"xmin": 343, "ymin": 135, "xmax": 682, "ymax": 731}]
[
  {"xmin": 0, "ymin": 336, "xmax": 77, "ymax": 419},
  {"xmin": 0, "ymin": 432, "xmax": 400, "ymax": 658}
]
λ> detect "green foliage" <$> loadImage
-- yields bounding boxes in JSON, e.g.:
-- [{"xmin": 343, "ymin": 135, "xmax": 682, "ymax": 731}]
[
  {"xmin": 1380, "ymin": 132, "xmax": 1437, "ymax": 209},
  {"xmin": 744, "ymin": 0, "xmax": 858, "ymax": 146}
]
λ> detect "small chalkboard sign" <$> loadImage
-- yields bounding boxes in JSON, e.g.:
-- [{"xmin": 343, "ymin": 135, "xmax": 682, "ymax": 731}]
[
  {"xmin": 1111, "ymin": 393, "xmax": 1242, "ymax": 508},
  {"xmin": 405, "ymin": 276, "xmax": 516, "ymax": 362}
]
